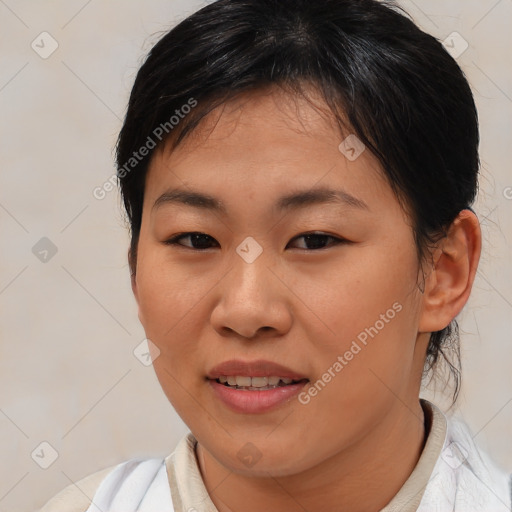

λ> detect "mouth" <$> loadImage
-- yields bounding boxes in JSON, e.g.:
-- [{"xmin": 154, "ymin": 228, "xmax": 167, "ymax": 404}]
[
  {"xmin": 210, "ymin": 375, "xmax": 309, "ymax": 391},
  {"xmin": 205, "ymin": 359, "xmax": 310, "ymax": 412},
  {"xmin": 207, "ymin": 376, "xmax": 310, "ymax": 414}
]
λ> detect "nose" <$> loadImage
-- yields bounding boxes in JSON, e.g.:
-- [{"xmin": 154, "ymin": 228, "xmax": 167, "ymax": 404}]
[{"xmin": 210, "ymin": 246, "xmax": 293, "ymax": 339}]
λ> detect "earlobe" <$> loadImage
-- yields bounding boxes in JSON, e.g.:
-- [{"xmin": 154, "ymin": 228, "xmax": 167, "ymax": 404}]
[{"xmin": 418, "ymin": 209, "xmax": 481, "ymax": 333}]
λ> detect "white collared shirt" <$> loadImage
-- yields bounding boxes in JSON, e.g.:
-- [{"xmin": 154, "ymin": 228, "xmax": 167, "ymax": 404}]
[{"xmin": 38, "ymin": 400, "xmax": 512, "ymax": 512}]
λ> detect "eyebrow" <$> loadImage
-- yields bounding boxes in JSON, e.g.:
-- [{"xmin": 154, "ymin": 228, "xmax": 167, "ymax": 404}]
[{"xmin": 152, "ymin": 186, "xmax": 369, "ymax": 215}]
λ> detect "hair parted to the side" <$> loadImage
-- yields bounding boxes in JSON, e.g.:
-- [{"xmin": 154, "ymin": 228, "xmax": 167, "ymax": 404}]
[{"xmin": 115, "ymin": 0, "xmax": 480, "ymax": 407}]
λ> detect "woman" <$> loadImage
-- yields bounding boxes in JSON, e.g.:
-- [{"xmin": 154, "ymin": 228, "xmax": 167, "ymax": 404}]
[{"xmin": 40, "ymin": 0, "xmax": 511, "ymax": 510}]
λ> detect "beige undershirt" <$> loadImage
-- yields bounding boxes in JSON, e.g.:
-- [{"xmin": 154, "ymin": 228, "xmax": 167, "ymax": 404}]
[{"xmin": 38, "ymin": 399, "xmax": 447, "ymax": 512}]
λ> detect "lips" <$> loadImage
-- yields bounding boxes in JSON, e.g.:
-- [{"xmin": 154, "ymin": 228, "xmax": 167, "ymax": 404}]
[{"xmin": 206, "ymin": 359, "xmax": 308, "ymax": 380}]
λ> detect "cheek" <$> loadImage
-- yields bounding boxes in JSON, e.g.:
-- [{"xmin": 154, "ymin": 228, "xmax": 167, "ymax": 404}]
[
  {"xmin": 136, "ymin": 247, "xmax": 205, "ymax": 335},
  {"xmin": 305, "ymin": 243, "xmax": 422, "ymax": 394},
  {"xmin": 134, "ymin": 243, "xmax": 223, "ymax": 395},
  {"xmin": 135, "ymin": 253, "xmax": 210, "ymax": 412},
  {"xmin": 314, "ymin": 245, "xmax": 418, "ymax": 342}
]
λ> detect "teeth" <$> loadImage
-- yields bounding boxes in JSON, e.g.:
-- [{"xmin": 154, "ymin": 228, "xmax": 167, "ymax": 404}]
[
  {"xmin": 243, "ymin": 376, "xmax": 267, "ymax": 387},
  {"xmin": 216, "ymin": 375, "xmax": 301, "ymax": 388},
  {"xmin": 235, "ymin": 376, "xmax": 253, "ymax": 387}
]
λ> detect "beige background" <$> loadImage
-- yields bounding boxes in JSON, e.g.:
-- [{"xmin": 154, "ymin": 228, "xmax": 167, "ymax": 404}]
[{"xmin": 0, "ymin": 1, "xmax": 511, "ymax": 511}]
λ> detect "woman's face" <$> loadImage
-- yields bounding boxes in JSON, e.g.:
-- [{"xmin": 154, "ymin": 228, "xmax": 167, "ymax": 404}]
[{"xmin": 132, "ymin": 87, "xmax": 430, "ymax": 476}]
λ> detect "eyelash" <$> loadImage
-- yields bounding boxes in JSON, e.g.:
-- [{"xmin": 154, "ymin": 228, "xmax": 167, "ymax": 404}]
[{"xmin": 163, "ymin": 232, "xmax": 349, "ymax": 251}]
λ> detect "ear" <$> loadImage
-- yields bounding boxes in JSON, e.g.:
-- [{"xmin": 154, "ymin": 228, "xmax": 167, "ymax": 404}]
[{"xmin": 418, "ymin": 209, "xmax": 481, "ymax": 333}]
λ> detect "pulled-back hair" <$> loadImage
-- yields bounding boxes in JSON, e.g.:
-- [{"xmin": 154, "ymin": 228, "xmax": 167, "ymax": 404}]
[{"xmin": 116, "ymin": 0, "xmax": 480, "ymax": 405}]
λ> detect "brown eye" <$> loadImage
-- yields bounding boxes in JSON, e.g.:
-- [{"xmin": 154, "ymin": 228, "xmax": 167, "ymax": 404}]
[
  {"xmin": 287, "ymin": 233, "xmax": 347, "ymax": 250},
  {"xmin": 164, "ymin": 232, "xmax": 218, "ymax": 250}
]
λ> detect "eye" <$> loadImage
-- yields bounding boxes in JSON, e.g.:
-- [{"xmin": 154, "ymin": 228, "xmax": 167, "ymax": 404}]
[
  {"xmin": 163, "ymin": 232, "xmax": 219, "ymax": 250},
  {"xmin": 287, "ymin": 232, "xmax": 348, "ymax": 250},
  {"xmin": 163, "ymin": 232, "xmax": 348, "ymax": 251}
]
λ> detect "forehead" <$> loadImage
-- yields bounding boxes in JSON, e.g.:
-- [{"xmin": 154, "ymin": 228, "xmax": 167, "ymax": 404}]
[
  {"xmin": 159, "ymin": 88, "xmax": 339, "ymax": 158},
  {"xmin": 143, "ymin": 88, "xmax": 395, "ymax": 217}
]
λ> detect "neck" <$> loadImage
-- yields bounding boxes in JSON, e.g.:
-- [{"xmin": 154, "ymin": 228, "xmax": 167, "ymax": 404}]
[{"xmin": 196, "ymin": 400, "xmax": 427, "ymax": 512}]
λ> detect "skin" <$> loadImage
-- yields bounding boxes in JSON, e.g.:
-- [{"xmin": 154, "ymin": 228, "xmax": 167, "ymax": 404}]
[{"xmin": 131, "ymin": 85, "xmax": 481, "ymax": 512}]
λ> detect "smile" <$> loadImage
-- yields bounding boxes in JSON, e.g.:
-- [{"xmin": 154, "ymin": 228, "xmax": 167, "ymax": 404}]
[
  {"xmin": 208, "ymin": 377, "xmax": 310, "ymax": 413},
  {"xmin": 215, "ymin": 375, "xmax": 307, "ymax": 390}
]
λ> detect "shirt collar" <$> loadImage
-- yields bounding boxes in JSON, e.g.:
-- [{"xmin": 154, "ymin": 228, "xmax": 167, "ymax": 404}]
[{"xmin": 165, "ymin": 399, "xmax": 448, "ymax": 512}]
